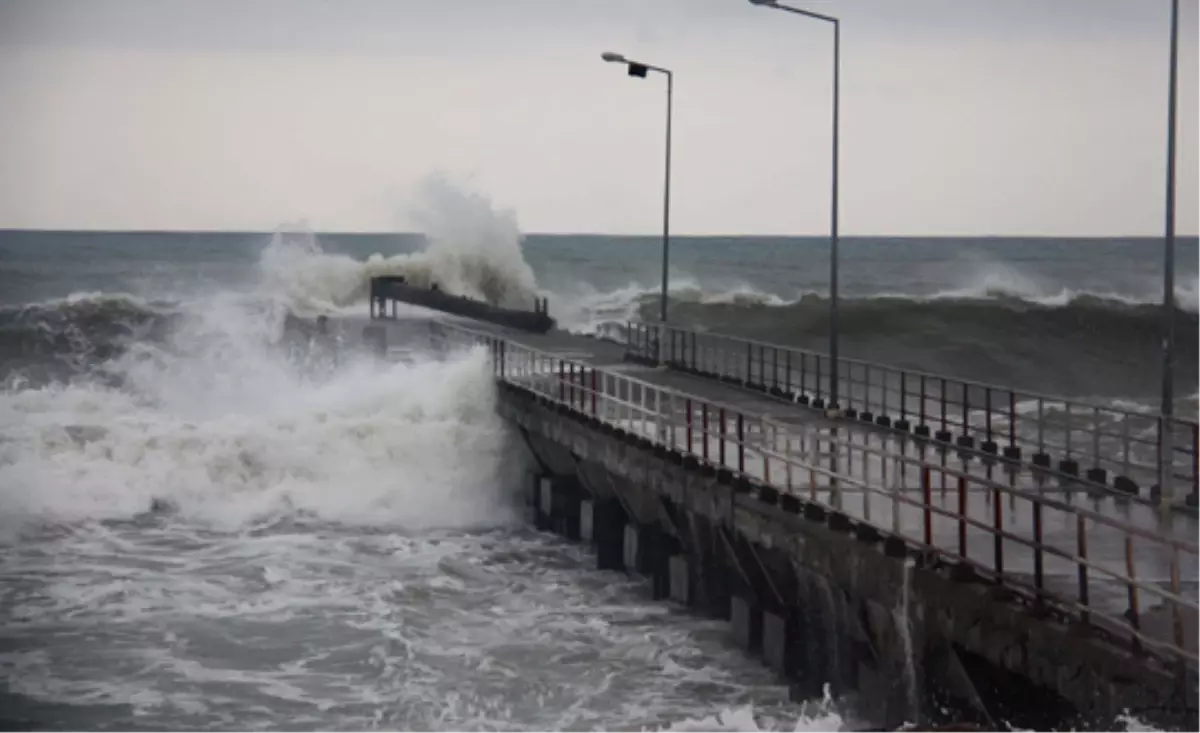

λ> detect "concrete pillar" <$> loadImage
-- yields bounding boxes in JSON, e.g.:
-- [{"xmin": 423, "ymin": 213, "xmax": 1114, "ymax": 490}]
[
  {"xmin": 580, "ymin": 499, "xmax": 595, "ymax": 543},
  {"xmin": 623, "ymin": 523, "xmax": 640, "ymax": 573},
  {"xmin": 763, "ymin": 610, "xmax": 796, "ymax": 677},
  {"xmin": 551, "ymin": 480, "xmax": 582, "ymax": 541},
  {"xmin": 730, "ymin": 595, "xmax": 763, "ymax": 653},
  {"xmin": 537, "ymin": 476, "xmax": 553, "ymax": 532},
  {"xmin": 794, "ymin": 584, "xmax": 832, "ymax": 699},
  {"xmin": 669, "ymin": 554, "xmax": 690, "ymax": 605},
  {"xmin": 594, "ymin": 499, "xmax": 626, "ymax": 571}
]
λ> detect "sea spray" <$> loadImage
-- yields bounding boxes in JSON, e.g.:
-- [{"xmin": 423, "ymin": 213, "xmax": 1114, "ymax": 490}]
[
  {"xmin": 0, "ymin": 291, "xmax": 525, "ymax": 529},
  {"xmin": 257, "ymin": 176, "xmax": 539, "ymax": 312}
]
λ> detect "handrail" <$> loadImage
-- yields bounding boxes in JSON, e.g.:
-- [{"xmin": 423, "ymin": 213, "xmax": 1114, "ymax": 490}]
[
  {"xmin": 432, "ymin": 319, "xmax": 1199, "ymax": 671},
  {"xmin": 625, "ymin": 321, "xmax": 1200, "ymax": 509}
]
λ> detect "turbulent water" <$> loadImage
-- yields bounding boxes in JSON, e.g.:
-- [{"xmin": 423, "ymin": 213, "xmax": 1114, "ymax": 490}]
[{"xmin": 1, "ymin": 180, "xmax": 1195, "ymax": 730}]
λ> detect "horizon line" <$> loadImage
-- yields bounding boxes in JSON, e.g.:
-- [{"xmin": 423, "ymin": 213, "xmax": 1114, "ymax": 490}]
[{"xmin": 2, "ymin": 227, "xmax": 1198, "ymax": 240}]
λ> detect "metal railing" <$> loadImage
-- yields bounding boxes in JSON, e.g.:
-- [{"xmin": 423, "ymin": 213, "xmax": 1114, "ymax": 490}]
[
  {"xmin": 433, "ymin": 320, "xmax": 1199, "ymax": 674},
  {"xmin": 625, "ymin": 322, "xmax": 1200, "ymax": 509}
]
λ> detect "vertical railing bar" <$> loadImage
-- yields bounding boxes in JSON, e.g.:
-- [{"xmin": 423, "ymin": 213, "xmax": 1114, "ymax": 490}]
[
  {"xmin": 719, "ymin": 408, "xmax": 727, "ymax": 467},
  {"xmin": 1033, "ymin": 498, "xmax": 1044, "ymax": 600},
  {"xmin": 1126, "ymin": 534, "xmax": 1141, "ymax": 651},
  {"xmin": 737, "ymin": 413, "xmax": 745, "ymax": 475},
  {"xmin": 1077, "ymin": 515, "xmax": 1090, "ymax": 627},
  {"xmin": 993, "ymin": 484, "xmax": 1004, "ymax": 577},
  {"xmin": 1008, "ymin": 391, "xmax": 1017, "ymax": 451},
  {"xmin": 957, "ymin": 474, "xmax": 967, "ymax": 557},
  {"xmin": 922, "ymin": 465, "xmax": 933, "ymax": 547},
  {"xmin": 785, "ymin": 349, "xmax": 792, "ymax": 395}
]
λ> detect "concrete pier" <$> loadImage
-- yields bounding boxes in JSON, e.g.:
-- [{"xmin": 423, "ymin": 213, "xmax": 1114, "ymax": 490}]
[{"xmin": 366, "ymin": 304, "xmax": 1199, "ymax": 731}]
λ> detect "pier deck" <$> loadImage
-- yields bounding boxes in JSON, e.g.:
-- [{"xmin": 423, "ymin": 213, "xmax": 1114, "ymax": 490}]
[{"xmin": 362, "ymin": 300, "xmax": 1199, "ymax": 727}]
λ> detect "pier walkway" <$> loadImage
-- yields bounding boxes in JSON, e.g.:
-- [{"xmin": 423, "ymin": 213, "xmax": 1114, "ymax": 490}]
[{"xmin": 364, "ymin": 295, "xmax": 1198, "ymax": 727}]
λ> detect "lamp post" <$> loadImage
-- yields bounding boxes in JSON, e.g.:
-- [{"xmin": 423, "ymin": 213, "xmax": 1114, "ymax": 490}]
[
  {"xmin": 1158, "ymin": 0, "xmax": 1180, "ymax": 511},
  {"xmin": 602, "ymin": 51, "xmax": 674, "ymax": 328},
  {"xmin": 747, "ymin": 0, "xmax": 842, "ymax": 410}
]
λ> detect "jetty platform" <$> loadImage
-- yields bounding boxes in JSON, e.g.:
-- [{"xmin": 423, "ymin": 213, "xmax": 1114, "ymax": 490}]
[{"xmin": 362, "ymin": 284, "xmax": 1199, "ymax": 731}]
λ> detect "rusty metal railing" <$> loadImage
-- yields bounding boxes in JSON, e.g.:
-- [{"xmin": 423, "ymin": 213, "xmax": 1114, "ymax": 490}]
[
  {"xmin": 625, "ymin": 321, "xmax": 1200, "ymax": 511},
  {"xmin": 433, "ymin": 320, "xmax": 1199, "ymax": 674}
]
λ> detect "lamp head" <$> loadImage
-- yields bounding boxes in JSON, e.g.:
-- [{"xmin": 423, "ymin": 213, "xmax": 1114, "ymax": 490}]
[
  {"xmin": 601, "ymin": 51, "xmax": 627, "ymax": 63},
  {"xmin": 748, "ymin": 0, "xmax": 778, "ymax": 5}
]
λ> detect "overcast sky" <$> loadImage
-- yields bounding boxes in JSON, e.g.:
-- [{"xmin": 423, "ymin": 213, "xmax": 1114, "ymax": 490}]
[{"xmin": 0, "ymin": 0, "xmax": 1196, "ymax": 236}]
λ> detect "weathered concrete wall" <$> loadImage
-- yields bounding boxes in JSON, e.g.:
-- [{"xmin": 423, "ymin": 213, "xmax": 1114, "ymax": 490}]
[{"xmin": 495, "ymin": 383, "xmax": 1199, "ymax": 731}]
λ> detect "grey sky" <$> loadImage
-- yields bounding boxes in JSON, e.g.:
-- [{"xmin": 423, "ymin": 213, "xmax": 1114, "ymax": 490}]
[{"xmin": 0, "ymin": 0, "xmax": 1196, "ymax": 236}]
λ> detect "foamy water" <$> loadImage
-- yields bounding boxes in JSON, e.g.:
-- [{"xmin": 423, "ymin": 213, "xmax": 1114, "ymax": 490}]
[
  {"xmin": 0, "ymin": 180, "xmax": 853, "ymax": 731},
  {"xmin": 0, "ymin": 175, "xmax": 1187, "ymax": 730}
]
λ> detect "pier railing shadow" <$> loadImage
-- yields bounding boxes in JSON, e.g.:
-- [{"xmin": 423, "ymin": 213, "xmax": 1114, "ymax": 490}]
[
  {"xmin": 624, "ymin": 321, "xmax": 1199, "ymax": 514},
  {"xmin": 433, "ymin": 319, "xmax": 1199, "ymax": 678}
]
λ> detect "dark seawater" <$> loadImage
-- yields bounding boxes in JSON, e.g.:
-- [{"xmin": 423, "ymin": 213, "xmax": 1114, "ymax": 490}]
[
  {"xmin": 2, "ymin": 228, "xmax": 1197, "ymax": 402},
  {"xmin": 0, "ymin": 220, "xmax": 1195, "ymax": 731}
]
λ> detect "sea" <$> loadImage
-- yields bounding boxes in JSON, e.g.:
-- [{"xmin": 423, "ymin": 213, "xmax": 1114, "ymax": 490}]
[{"xmin": 1, "ymin": 186, "xmax": 1197, "ymax": 731}]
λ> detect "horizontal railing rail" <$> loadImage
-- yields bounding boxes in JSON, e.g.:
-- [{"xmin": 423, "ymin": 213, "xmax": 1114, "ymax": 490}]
[
  {"xmin": 624, "ymin": 321, "xmax": 1200, "ymax": 510},
  {"xmin": 432, "ymin": 320, "xmax": 1200, "ymax": 674}
]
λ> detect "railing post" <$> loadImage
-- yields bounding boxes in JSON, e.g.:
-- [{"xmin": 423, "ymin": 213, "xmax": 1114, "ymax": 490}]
[
  {"xmin": 702, "ymin": 404, "xmax": 710, "ymax": 461},
  {"xmin": 962, "ymin": 382, "xmax": 970, "ymax": 439},
  {"xmin": 763, "ymin": 419, "xmax": 771, "ymax": 483},
  {"xmin": 985, "ymin": 388, "xmax": 993, "ymax": 446},
  {"xmin": 1126, "ymin": 534, "xmax": 1141, "ymax": 651},
  {"xmin": 957, "ymin": 474, "xmax": 967, "ymax": 557},
  {"xmin": 922, "ymin": 465, "xmax": 933, "ymax": 547},
  {"xmin": 1033, "ymin": 497, "xmax": 1044, "ymax": 599},
  {"xmin": 558, "ymin": 360, "xmax": 565, "ymax": 402},
  {"xmin": 940, "ymin": 378, "xmax": 948, "ymax": 435},
  {"xmin": 719, "ymin": 408, "xmax": 727, "ymax": 467},
  {"xmin": 737, "ymin": 413, "xmax": 745, "ymax": 474},
  {"xmin": 686, "ymin": 398, "xmax": 694, "ymax": 451},
  {"xmin": 816, "ymin": 357, "xmax": 823, "ymax": 404},
  {"xmin": 1008, "ymin": 392, "xmax": 1017, "ymax": 451},
  {"xmin": 591, "ymin": 368, "xmax": 598, "ymax": 416},
  {"xmin": 993, "ymin": 485, "xmax": 1004, "ymax": 576},
  {"xmin": 864, "ymin": 364, "xmax": 871, "ymax": 415},
  {"xmin": 1077, "ymin": 515, "xmax": 1090, "ymax": 626},
  {"xmin": 919, "ymin": 374, "xmax": 927, "ymax": 428}
]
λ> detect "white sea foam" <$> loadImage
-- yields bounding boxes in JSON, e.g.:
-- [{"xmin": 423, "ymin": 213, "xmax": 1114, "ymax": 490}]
[{"xmin": 257, "ymin": 174, "xmax": 539, "ymax": 314}]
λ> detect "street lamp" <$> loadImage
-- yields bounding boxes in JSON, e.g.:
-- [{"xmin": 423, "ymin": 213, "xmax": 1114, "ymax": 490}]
[
  {"xmin": 1158, "ymin": 0, "xmax": 1180, "ymax": 511},
  {"xmin": 601, "ymin": 51, "xmax": 674, "ymax": 328},
  {"xmin": 747, "ymin": 0, "xmax": 842, "ymax": 410}
]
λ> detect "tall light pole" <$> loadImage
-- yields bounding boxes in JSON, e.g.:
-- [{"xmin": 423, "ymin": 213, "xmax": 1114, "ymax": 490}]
[
  {"xmin": 602, "ymin": 51, "xmax": 674, "ymax": 327},
  {"xmin": 748, "ymin": 0, "xmax": 842, "ymax": 409},
  {"xmin": 1158, "ymin": 0, "xmax": 1180, "ymax": 510}
]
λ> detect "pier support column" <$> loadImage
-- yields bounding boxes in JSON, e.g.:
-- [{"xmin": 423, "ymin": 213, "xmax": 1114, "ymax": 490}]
[
  {"xmin": 593, "ymin": 499, "xmax": 626, "ymax": 571},
  {"xmin": 730, "ymin": 595, "xmax": 763, "ymax": 654},
  {"xmin": 669, "ymin": 554, "xmax": 690, "ymax": 605},
  {"xmin": 763, "ymin": 610, "xmax": 800, "ymax": 678},
  {"xmin": 580, "ymin": 499, "xmax": 595, "ymax": 544},
  {"xmin": 533, "ymin": 475, "xmax": 581, "ymax": 538},
  {"xmin": 622, "ymin": 523, "xmax": 641, "ymax": 574},
  {"xmin": 551, "ymin": 479, "xmax": 582, "ymax": 541},
  {"xmin": 650, "ymin": 531, "xmax": 681, "ymax": 601},
  {"xmin": 536, "ymin": 476, "xmax": 553, "ymax": 532}
]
